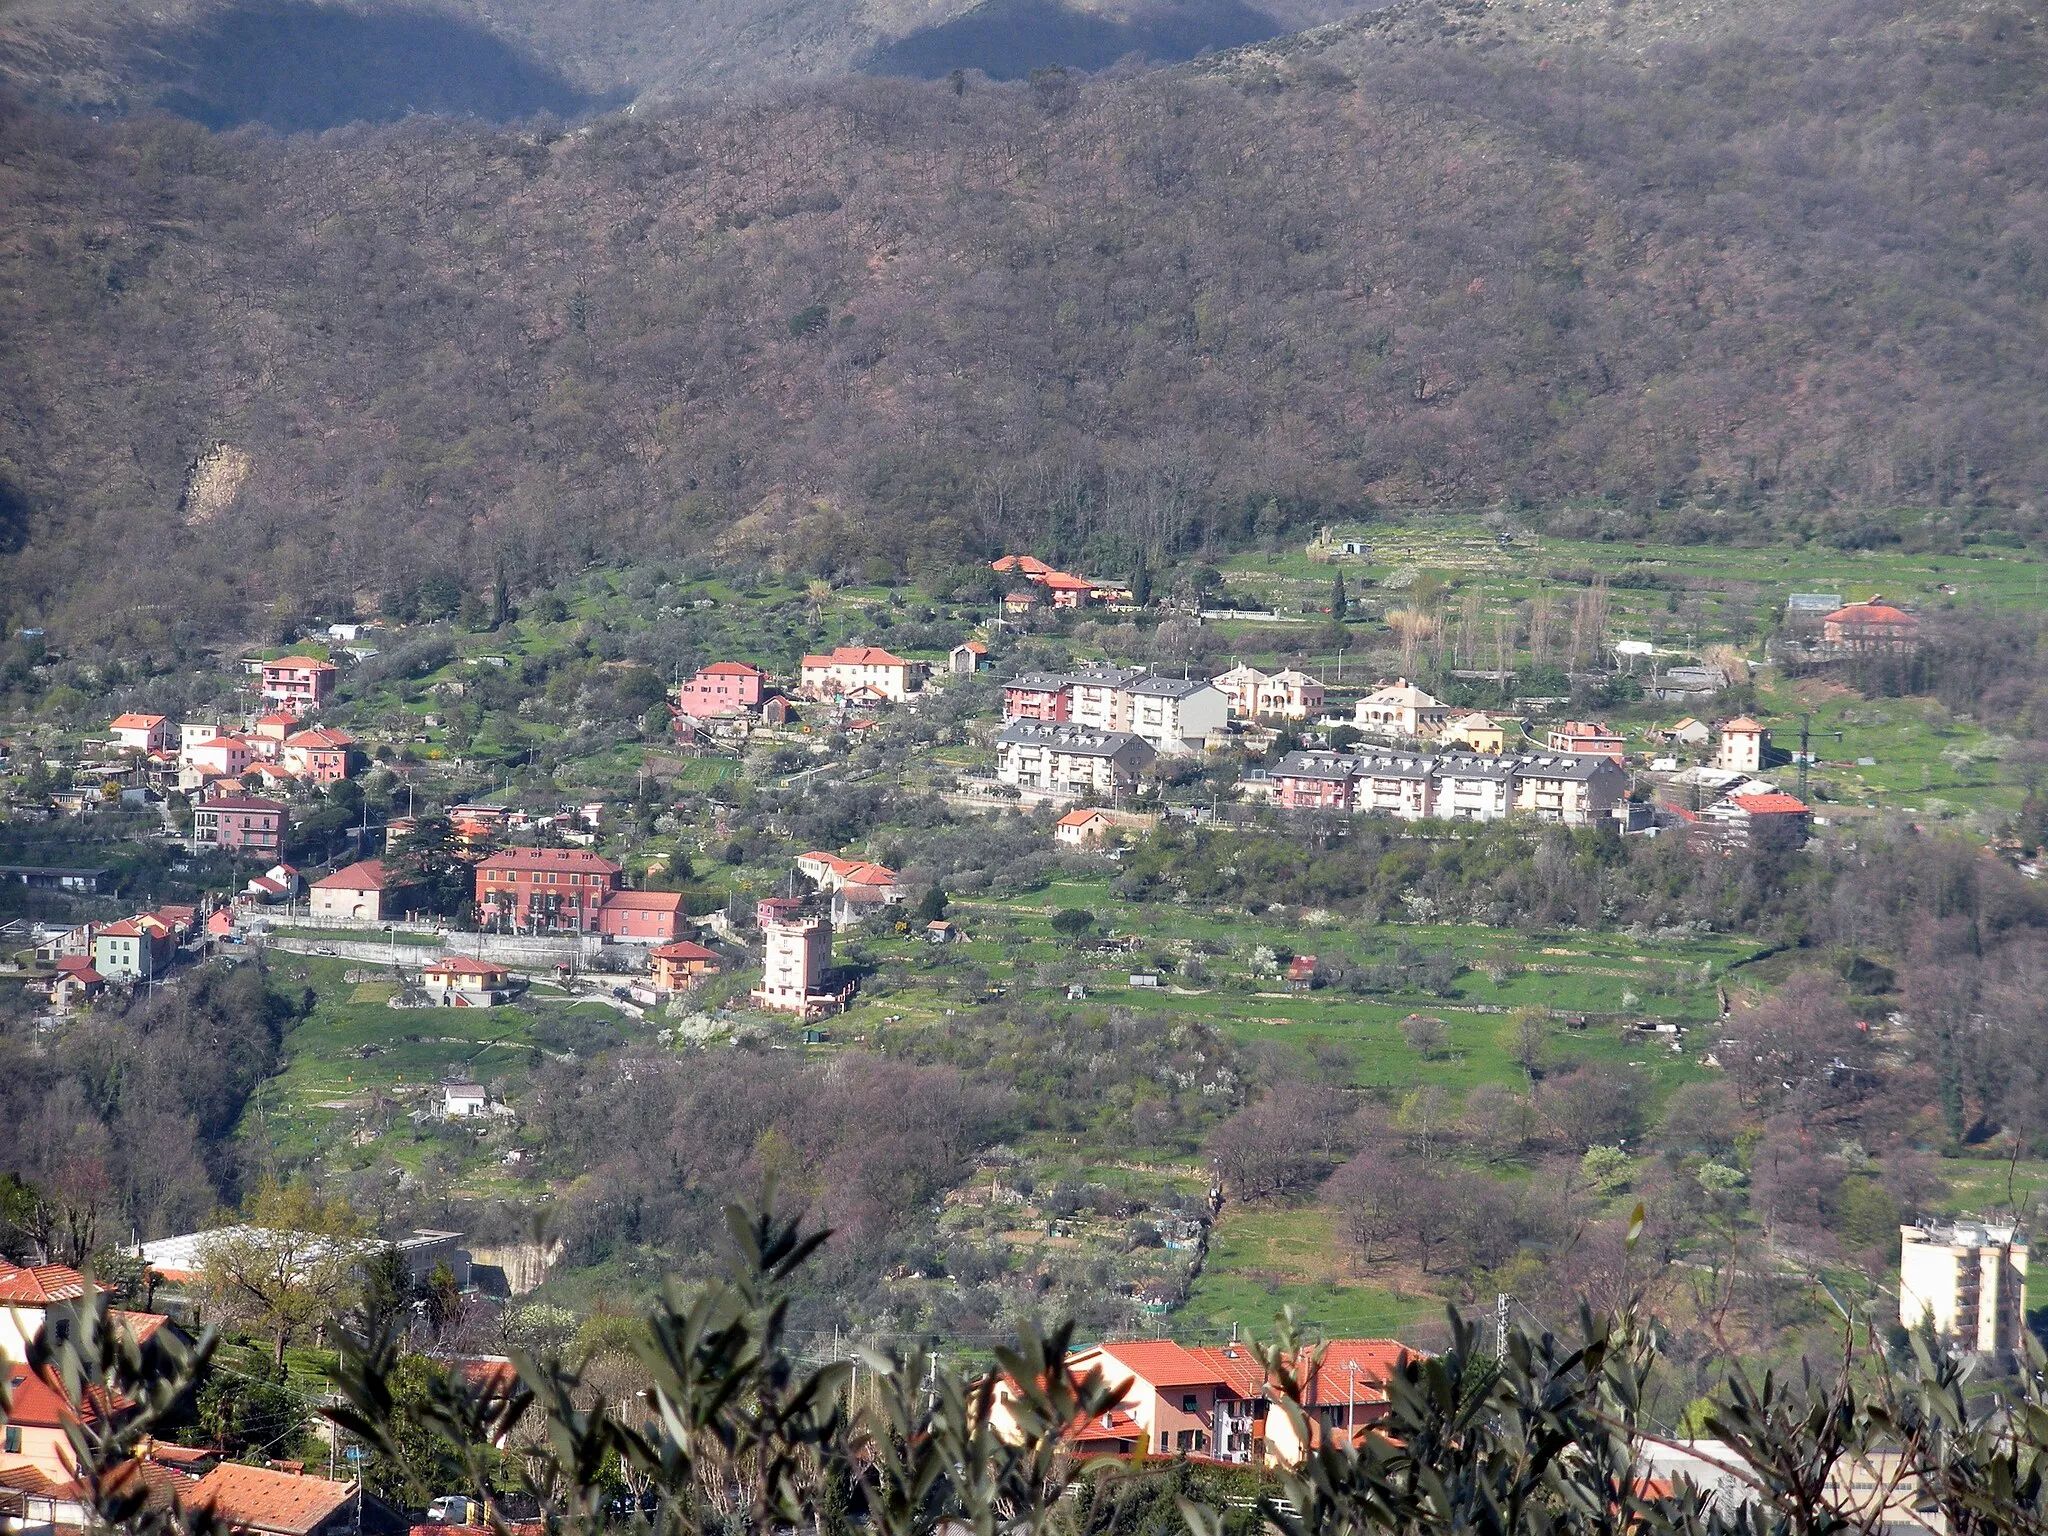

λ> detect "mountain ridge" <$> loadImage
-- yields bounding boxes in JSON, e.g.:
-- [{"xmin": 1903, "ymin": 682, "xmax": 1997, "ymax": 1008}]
[{"xmin": 0, "ymin": 0, "xmax": 2042, "ymax": 642}]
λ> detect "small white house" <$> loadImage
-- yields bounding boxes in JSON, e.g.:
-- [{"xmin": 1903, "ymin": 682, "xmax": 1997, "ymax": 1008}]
[{"xmin": 441, "ymin": 1083, "xmax": 491, "ymax": 1117}]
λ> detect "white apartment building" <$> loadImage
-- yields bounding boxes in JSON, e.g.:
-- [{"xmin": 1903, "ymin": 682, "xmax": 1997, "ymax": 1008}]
[
  {"xmin": 998, "ymin": 667, "xmax": 1223, "ymax": 756},
  {"xmin": 1899, "ymin": 1221, "xmax": 2030, "ymax": 1355},
  {"xmin": 1123, "ymin": 677, "xmax": 1229, "ymax": 755},
  {"xmin": 1431, "ymin": 754, "xmax": 1519, "ymax": 821},
  {"xmin": 1063, "ymin": 667, "xmax": 1147, "ymax": 730},
  {"xmin": 996, "ymin": 722, "xmax": 1156, "ymax": 797},
  {"xmin": 1271, "ymin": 749, "xmax": 1625, "ymax": 825},
  {"xmin": 1513, "ymin": 755, "xmax": 1627, "ymax": 823}
]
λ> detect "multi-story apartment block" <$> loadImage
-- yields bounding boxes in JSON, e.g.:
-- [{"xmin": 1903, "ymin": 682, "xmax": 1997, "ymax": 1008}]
[
  {"xmin": 1899, "ymin": 1221, "xmax": 2029, "ymax": 1356},
  {"xmin": 1269, "ymin": 750, "xmax": 1624, "ymax": 825},
  {"xmin": 259, "ymin": 657, "xmax": 338, "ymax": 714},
  {"xmin": 998, "ymin": 668, "xmax": 1225, "ymax": 755},
  {"xmin": 192, "ymin": 794, "xmax": 288, "ymax": 854},
  {"xmin": 1123, "ymin": 677, "xmax": 1230, "ymax": 754},
  {"xmin": 996, "ymin": 722, "xmax": 1156, "ymax": 796}
]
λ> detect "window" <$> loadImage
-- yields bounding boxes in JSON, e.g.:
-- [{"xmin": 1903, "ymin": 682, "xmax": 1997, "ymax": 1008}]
[
  {"xmin": 1176, "ymin": 1430, "xmax": 1194, "ymax": 1452},
  {"xmin": 4, "ymin": 1425, "xmax": 19, "ymax": 1452},
  {"xmin": 1181, "ymin": 1394, "xmax": 1198, "ymax": 1414},
  {"xmin": 1158, "ymin": 1433, "xmax": 1169, "ymax": 1453}
]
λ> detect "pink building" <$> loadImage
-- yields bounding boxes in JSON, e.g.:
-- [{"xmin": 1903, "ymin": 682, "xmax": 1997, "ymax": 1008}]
[
  {"xmin": 675, "ymin": 661, "xmax": 771, "ymax": 718},
  {"xmin": 183, "ymin": 735, "xmax": 254, "ymax": 783},
  {"xmin": 596, "ymin": 890, "xmax": 688, "ymax": 941},
  {"xmin": 1002, "ymin": 674, "xmax": 1070, "ymax": 723},
  {"xmin": 192, "ymin": 794, "xmax": 288, "ymax": 855},
  {"xmin": 751, "ymin": 897, "xmax": 838, "ymax": 1017},
  {"xmin": 282, "ymin": 727, "xmax": 355, "ymax": 784},
  {"xmin": 259, "ymin": 657, "xmax": 337, "ymax": 714}
]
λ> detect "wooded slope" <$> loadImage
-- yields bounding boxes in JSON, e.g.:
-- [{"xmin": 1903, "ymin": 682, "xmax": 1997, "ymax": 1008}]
[{"xmin": 0, "ymin": 0, "xmax": 2043, "ymax": 643}]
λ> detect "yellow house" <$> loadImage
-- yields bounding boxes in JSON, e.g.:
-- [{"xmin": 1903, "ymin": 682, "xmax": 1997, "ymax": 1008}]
[{"xmin": 1445, "ymin": 712, "xmax": 1507, "ymax": 754}]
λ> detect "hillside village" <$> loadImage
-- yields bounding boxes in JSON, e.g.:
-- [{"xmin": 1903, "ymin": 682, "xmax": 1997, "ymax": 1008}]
[
  {"xmin": 5, "ymin": 554, "xmax": 1925, "ymax": 1017},
  {"xmin": 0, "ymin": 517, "xmax": 2041, "ymax": 1416}
]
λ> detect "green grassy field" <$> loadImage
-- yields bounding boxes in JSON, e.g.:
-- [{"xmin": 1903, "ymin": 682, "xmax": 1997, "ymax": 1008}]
[
  {"xmin": 249, "ymin": 958, "xmax": 649, "ymax": 1177},
  {"xmin": 1210, "ymin": 517, "xmax": 2048, "ymax": 660},
  {"xmin": 1183, "ymin": 1207, "xmax": 1435, "ymax": 1340}
]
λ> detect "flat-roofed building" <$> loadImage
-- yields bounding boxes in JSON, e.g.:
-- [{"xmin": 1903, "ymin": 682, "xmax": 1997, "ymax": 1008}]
[{"xmin": 1900, "ymin": 1220, "xmax": 2029, "ymax": 1357}]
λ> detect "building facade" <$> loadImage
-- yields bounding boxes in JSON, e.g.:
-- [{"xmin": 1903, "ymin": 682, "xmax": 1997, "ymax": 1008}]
[
  {"xmin": 797, "ymin": 646, "xmax": 926, "ymax": 702},
  {"xmin": 109, "ymin": 713, "xmax": 175, "ymax": 753},
  {"xmin": 1822, "ymin": 600, "xmax": 1921, "ymax": 654},
  {"xmin": 258, "ymin": 657, "xmax": 338, "ymax": 714},
  {"xmin": 751, "ymin": 897, "xmax": 836, "ymax": 1016},
  {"xmin": 995, "ymin": 722, "xmax": 1156, "ymax": 796},
  {"xmin": 1213, "ymin": 665, "xmax": 1326, "ymax": 721},
  {"xmin": 1546, "ymin": 721, "xmax": 1626, "ymax": 762},
  {"xmin": 474, "ymin": 848, "xmax": 625, "ymax": 932},
  {"xmin": 193, "ymin": 795, "xmax": 288, "ymax": 855},
  {"xmin": 280, "ymin": 728, "xmax": 355, "ymax": 784},
  {"xmin": 595, "ymin": 890, "xmax": 688, "ymax": 942},
  {"xmin": 309, "ymin": 859, "xmax": 395, "ymax": 921},
  {"xmin": 1715, "ymin": 717, "xmax": 1769, "ymax": 773},
  {"xmin": 675, "ymin": 662, "xmax": 770, "ymax": 718},
  {"xmin": 1899, "ymin": 1221, "xmax": 2029, "ymax": 1356},
  {"xmin": 1270, "ymin": 750, "xmax": 1625, "ymax": 825},
  {"xmin": 1354, "ymin": 680, "xmax": 1452, "ymax": 739},
  {"xmin": 1123, "ymin": 678, "xmax": 1230, "ymax": 755}
]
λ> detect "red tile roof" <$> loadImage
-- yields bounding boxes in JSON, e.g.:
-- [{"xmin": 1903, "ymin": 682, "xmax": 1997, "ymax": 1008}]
[
  {"xmin": 262, "ymin": 657, "xmax": 338, "ymax": 673},
  {"xmin": 1731, "ymin": 792, "xmax": 1810, "ymax": 815},
  {"xmin": 1057, "ymin": 809, "xmax": 1109, "ymax": 827},
  {"xmin": 312, "ymin": 859, "xmax": 386, "ymax": 891},
  {"xmin": 283, "ymin": 728, "xmax": 354, "ymax": 749},
  {"xmin": 698, "ymin": 661, "xmax": 767, "ymax": 677},
  {"xmin": 1186, "ymin": 1344, "xmax": 1267, "ymax": 1398},
  {"xmin": 424, "ymin": 957, "xmax": 511, "ymax": 979},
  {"xmin": 801, "ymin": 646, "xmax": 914, "ymax": 669},
  {"xmin": 1092, "ymin": 1340, "xmax": 1223, "ymax": 1387},
  {"xmin": 598, "ymin": 890, "xmax": 685, "ymax": 912},
  {"xmin": 1825, "ymin": 602, "xmax": 1916, "ymax": 625},
  {"xmin": 3, "ymin": 1361, "xmax": 121, "ymax": 1428},
  {"xmin": 189, "ymin": 1463, "xmax": 355, "ymax": 1535},
  {"xmin": 110, "ymin": 713, "xmax": 168, "ymax": 730},
  {"xmin": 652, "ymin": 940, "xmax": 718, "ymax": 962},
  {"xmin": 1295, "ymin": 1339, "xmax": 1410, "ymax": 1405},
  {"xmin": 0, "ymin": 1262, "xmax": 101, "ymax": 1304},
  {"xmin": 198, "ymin": 796, "xmax": 287, "ymax": 813},
  {"xmin": 1720, "ymin": 717, "xmax": 1764, "ymax": 733},
  {"xmin": 453, "ymin": 1356, "xmax": 521, "ymax": 1394},
  {"xmin": 1039, "ymin": 572, "xmax": 1095, "ymax": 590},
  {"xmin": 475, "ymin": 848, "xmax": 621, "ymax": 875}
]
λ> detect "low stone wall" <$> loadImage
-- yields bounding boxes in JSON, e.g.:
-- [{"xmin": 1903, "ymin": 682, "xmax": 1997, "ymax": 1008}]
[{"xmin": 262, "ymin": 931, "xmax": 649, "ymax": 972}]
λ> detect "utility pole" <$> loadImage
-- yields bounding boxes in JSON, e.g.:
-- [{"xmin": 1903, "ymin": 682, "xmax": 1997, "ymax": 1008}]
[
  {"xmin": 1496, "ymin": 1292, "xmax": 1511, "ymax": 1360},
  {"xmin": 1798, "ymin": 713, "xmax": 1811, "ymax": 801}
]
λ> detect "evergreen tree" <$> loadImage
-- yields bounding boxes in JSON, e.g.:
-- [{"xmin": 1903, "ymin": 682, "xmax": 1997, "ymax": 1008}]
[{"xmin": 1331, "ymin": 570, "xmax": 1348, "ymax": 623}]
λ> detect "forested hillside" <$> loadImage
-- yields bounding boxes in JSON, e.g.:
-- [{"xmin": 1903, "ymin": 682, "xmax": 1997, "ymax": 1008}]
[{"xmin": 0, "ymin": 0, "xmax": 2043, "ymax": 646}]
